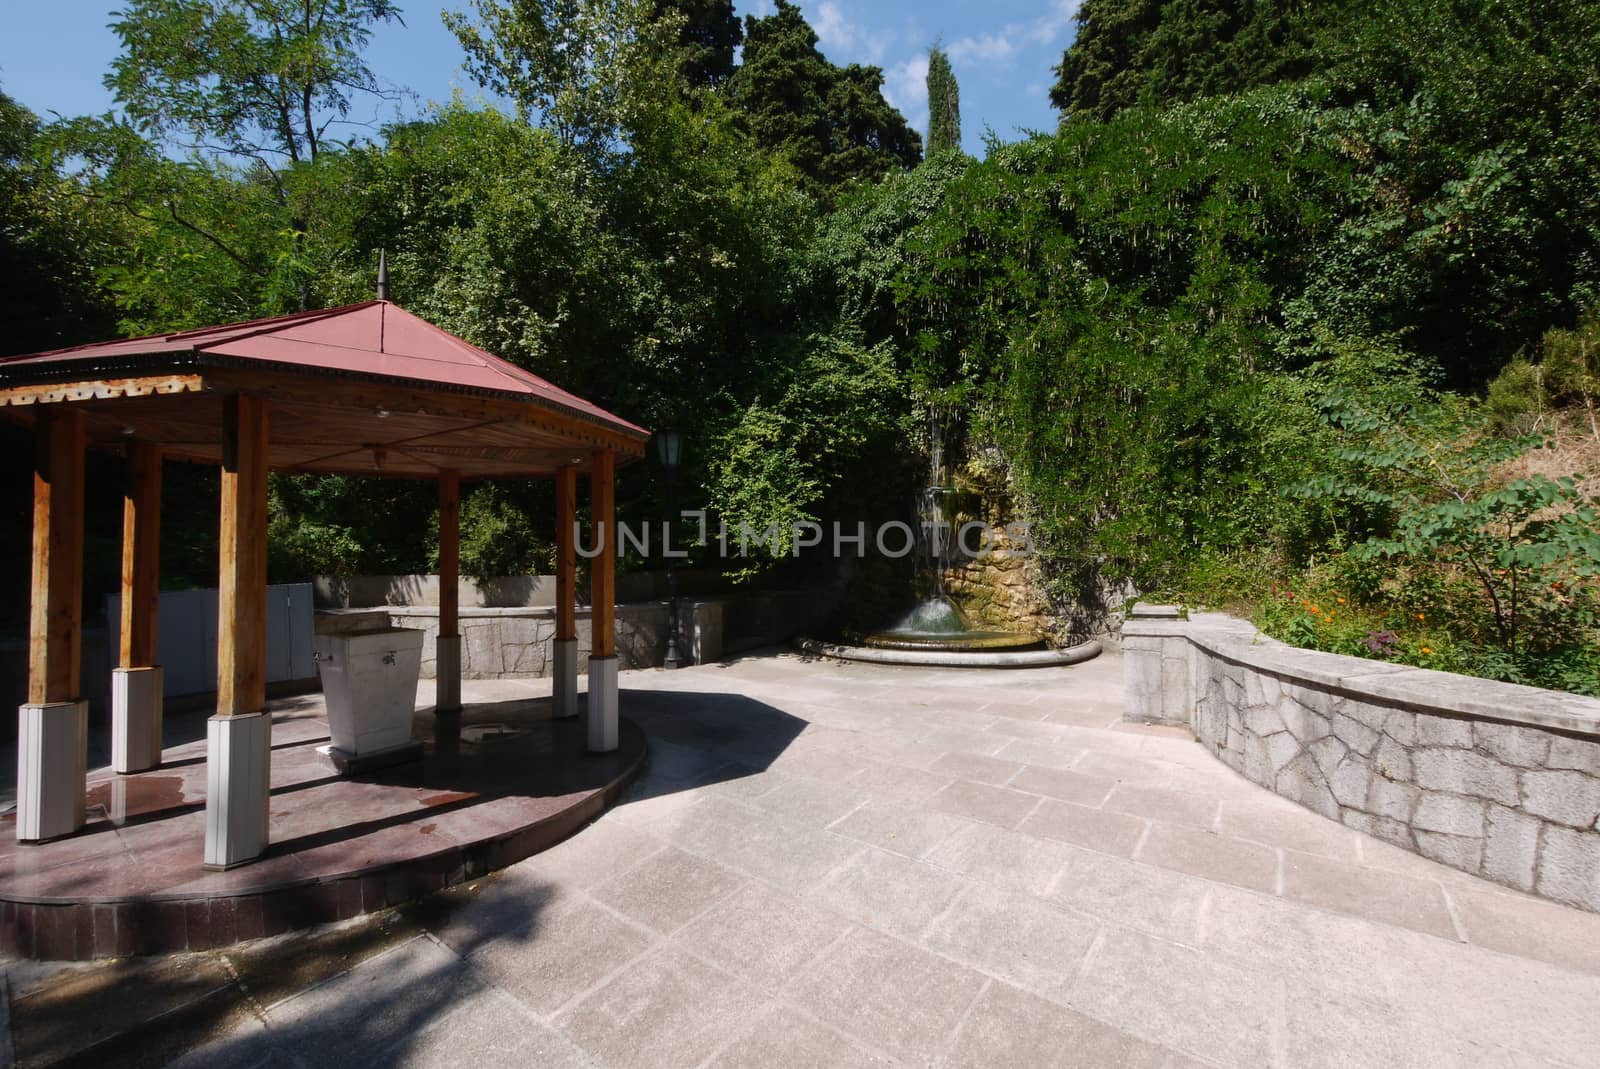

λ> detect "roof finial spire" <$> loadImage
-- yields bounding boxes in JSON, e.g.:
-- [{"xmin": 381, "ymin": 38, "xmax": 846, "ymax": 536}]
[{"xmin": 377, "ymin": 249, "xmax": 389, "ymax": 302}]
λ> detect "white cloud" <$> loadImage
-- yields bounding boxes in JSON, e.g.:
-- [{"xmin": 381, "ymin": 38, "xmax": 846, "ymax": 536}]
[
  {"xmin": 942, "ymin": 0, "xmax": 1078, "ymax": 71},
  {"xmin": 1032, "ymin": 0, "xmax": 1083, "ymax": 44},
  {"xmin": 802, "ymin": 0, "xmax": 893, "ymax": 63},
  {"xmin": 947, "ymin": 32, "xmax": 1018, "ymax": 65},
  {"xmin": 883, "ymin": 53, "xmax": 929, "ymax": 133},
  {"xmin": 812, "ymin": 2, "xmax": 851, "ymax": 46}
]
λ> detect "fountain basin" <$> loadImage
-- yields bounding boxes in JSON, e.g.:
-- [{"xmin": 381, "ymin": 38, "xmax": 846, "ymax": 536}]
[
  {"xmin": 799, "ymin": 636, "xmax": 1101, "ymax": 669},
  {"xmin": 863, "ymin": 630, "xmax": 1046, "ymax": 652}
]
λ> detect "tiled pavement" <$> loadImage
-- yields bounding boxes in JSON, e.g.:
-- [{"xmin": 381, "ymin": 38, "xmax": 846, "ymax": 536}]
[{"xmin": 10, "ymin": 650, "xmax": 1600, "ymax": 1068}]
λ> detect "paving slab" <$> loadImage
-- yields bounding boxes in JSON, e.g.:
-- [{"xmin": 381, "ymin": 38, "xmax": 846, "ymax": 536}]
[
  {"xmin": 811, "ymin": 846, "xmax": 965, "ymax": 939},
  {"xmin": 1009, "ymin": 764, "xmax": 1118, "ymax": 807},
  {"xmin": 1279, "ymin": 850, "xmax": 1460, "ymax": 939},
  {"xmin": 1067, "ymin": 926, "xmax": 1283, "ymax": 1066},
  {"xmin": 1136, "ymin": 821, "xmax": 1281, "ymax": 894},
  {"xmin": 929, "ymin": 752, "xmax": 1026, "ymax": 786},
  {"xmin": 1049, "ymin": 848, "xmax": 1216, "ymax": 945},
  {"xmin": 783, "ymin": 925, "xmax": 986, "ymax": 1065},
  {"xmin": 1020, "ymin": 796, "xmax": 1148, "ymax": 856},
  {"xmin": 589, "ymin": 846, "xmax": 744, "ymax": 935},
  {"xmin": 672, "ymin": 881, "xmax": 847, "ymax": 991},
  {"xmin": 846, "ymin": 761, "xmax": 955, "ymax": 802},
  {"xmin": 555, "ymin": 944, "xmax": 766, "ymax": 1069},
  {"xmin": 446, "ymin": 892, "xmax": 656, "ymax": 1017},
  {"xmin": 705, "ymin": 1003, "xmax": 890, "ymax": 1069},
  {"xmin": 946, "ymin": 979, "xmax": 1172, "ymax": 1069},
  {"xmin": 920, "ymin": 881, "xmax": 1100, "ymax": 1000},
  {"xmin": 921, "ymin": 820, "xmax": 1076, "ymax": 896},
  {"xmin": 826, "ymin": 798, "xmax": 971, "ymax": 859},
  {"xmin": 263, "ymin": 936, "xmax": 487, "ymax": 1066}
]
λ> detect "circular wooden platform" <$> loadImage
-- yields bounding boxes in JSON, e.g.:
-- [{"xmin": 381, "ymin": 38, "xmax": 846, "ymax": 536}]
[{"xmin": 0, "ymin": 695, "xmax": 645, "ymax": 961}]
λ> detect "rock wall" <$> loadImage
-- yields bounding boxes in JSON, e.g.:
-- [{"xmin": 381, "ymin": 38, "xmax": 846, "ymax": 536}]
[
  {"xmin": 1124, "ymin": 607, "xmax": 1600, "ymax": 912},
  {"xmin": 941, "ymin": 502, "xmax": 1055, "ymax": 638}
]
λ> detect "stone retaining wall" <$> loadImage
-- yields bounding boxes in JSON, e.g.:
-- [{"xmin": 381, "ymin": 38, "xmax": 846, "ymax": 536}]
[
  {"xmin": 317, "ymin": 602, "xmax": 718, "ymax": 679},
  {"xmin": 1124, "ymin": 607, "xmax": 1600, "ymax": 912},
  {"xmin": 314, "ymin": 586, "xmax": 830, "ymax": 681}
]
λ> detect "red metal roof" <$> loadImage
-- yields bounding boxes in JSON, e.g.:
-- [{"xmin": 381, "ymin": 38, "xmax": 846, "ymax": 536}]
[{"xmin": 0, "ymin": 301, "xmax": 648, "ymax": 439}]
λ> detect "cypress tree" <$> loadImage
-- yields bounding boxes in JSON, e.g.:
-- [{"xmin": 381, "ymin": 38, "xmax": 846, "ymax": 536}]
[{"xmin": 926, "ymin": 45, "xmax": 961, "ymax": 154}]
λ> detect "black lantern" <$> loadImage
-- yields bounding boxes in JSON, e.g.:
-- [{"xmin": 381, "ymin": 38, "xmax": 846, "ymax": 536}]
[
  {"xmin": 654, "ymin": 428, "xmax": 683, "ymax": 469},
  {"xmin": 656, "ymin": 430, "xmax": 685, "ymax": 668}
]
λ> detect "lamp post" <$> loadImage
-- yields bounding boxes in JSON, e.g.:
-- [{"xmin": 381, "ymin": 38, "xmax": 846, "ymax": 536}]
[{"xmin": 656, "ymin": 429, "xmax": 684, "ymax": 669}]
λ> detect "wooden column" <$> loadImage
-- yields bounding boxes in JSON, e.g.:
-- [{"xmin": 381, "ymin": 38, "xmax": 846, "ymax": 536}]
[
  {"xmin": 590, "ymin": 450, "xmax": 616, "ymax": 659},
  {"xmin": 438, "ymin": 471, "xmax": 461, "ymax": 639},
  {"xmin": 119, "ymin": 441, "xmax": 162, "ymax": 669},
  {"xmin": 555, "ymin": 466, "xmax": 577, "ymax": 643},
  {"xmin": 28, "ymin": 408, "xmax": 85, "ymax": 706},
  {"xmin": 436, "ymin": 470, "xmax": 462, "ymax": 712},
  {"xmin": 217, "ymin": 394, "xmax": 269, "ymax": 717},
  {"xmin": 551, "ymin": 465, "xmax": 579, "ymax": 719},
  {"xmin": 18, "ymin": 407, "xmax": 89, "ymax": 841},
  {"xmin": 585, "ymin": 450, "xmax": 618, "ymax": 750},
  {"xmin": 113, "ymin": 440, "xmax": 165, "ymax": 774},
  {"xmin": 206, "ymin": 393, "xmax": 272, "ymax": 868}
]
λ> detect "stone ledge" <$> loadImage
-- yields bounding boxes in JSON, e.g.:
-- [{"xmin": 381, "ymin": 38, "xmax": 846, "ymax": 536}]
[
  {"xmin": 1123, "ymin": 606, "xmax": 1600, "ymax": 912},
  {"xmin": 1179, "ymin": 622, "xmax": 1600, "ymax": 741}
]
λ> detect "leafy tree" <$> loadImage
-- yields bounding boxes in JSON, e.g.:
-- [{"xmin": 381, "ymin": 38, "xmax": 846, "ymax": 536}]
[
  {"xmin": 650, "ymin": 0, "xmax": 741, "ymax": 88},
  {"xmin": 706, "ymin": 332, "xmax": 915, "ymax": 563},
  {"xmin": 0, "ymin": 91, "xmax": 118, "ymax": 355},
  {"xmin": 107, "ymin": 0, "xmax": 405, "ymax": 163},
  {"xmin": 1050, "ymin": 0, "xmax": 1348, "ymax": 122},
  {"xmin": 925, "ymin": 44, "xmax": 961, "ymax": 156},
  {"xmin": 808, "ymin": 152, "xmax": 968, "ymax": 341},
  {"xmin": 898, "ymin": 89, "xmax": 1354, "ymax": 611},
  {"xmin": 1292, "ymin": 0, "xmax": 1600, "ymax": 386},
  {"xmin": 730, "ymin": 0, "xmax": 920, "ymax": 192},
  {"xmin": 447, "ymin": 0, "xmax": 682, "ymax": 163},
  {"xmin": 1297, "ymin": 389, "xmax": 1599, "ymax": 662},
  {"xmin": 49, "ymin": 111, "xmax": 328, "ymax": 331}
]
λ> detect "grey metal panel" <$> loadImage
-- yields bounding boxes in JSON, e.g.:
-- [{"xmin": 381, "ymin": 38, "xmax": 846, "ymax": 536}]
[
  {"xmin": 104, "ymin": 583, "xmax": 315, "ymax": 698},
  {"xmin": 285, "ymin": 582, "xmax": 316, "ymax": 679}
]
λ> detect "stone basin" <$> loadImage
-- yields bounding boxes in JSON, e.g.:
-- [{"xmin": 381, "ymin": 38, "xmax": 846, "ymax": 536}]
[{"xmin": 313, "ymin": 626, "xmax": 425, "ymax": 769}]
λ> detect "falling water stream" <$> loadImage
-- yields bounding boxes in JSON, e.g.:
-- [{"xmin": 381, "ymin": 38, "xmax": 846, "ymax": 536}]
[{"xmin": 864, "ymin": 405, "xmax": 1044, "ymax": 653}]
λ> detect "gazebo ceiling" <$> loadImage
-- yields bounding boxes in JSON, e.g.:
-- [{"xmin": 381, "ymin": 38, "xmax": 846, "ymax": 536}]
[{"xmin": 0, "ymin": 302, "xmax": 648, "ymax": 478}]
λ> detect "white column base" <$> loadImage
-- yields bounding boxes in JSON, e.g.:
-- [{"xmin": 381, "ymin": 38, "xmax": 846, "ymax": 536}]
[
  {"xmin": 587, "ymin": 655, "xmax": 619, "ymax": 753},
  {"xmin": 112, "ymin": 666, "xmax": 164, "ymax": 774},
  {"xmin": 17, "ymin": 700, "xmax": 87, "ymax": 842},
  {"xmin": 553, "ymin": 638, "xmax": 579, "ymax": 719},
  {"xmin": 204, "ymin": 711, "xmax": 271, "ymax": 869},
  {"xmin": 436, "ymin": 634, "xmax": 462, "ymax": 712}
]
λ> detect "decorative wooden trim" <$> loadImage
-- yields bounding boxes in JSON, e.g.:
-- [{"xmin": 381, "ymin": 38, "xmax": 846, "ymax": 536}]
[
  {"xmin": 0, "ymin": 375, "xmax": 202, "ymax": 408},
  {"xmin": 217, "ymin": 395, "xmax": 269, "ymax": 717},
  {"xmin": 28, "ymin": 410, "xmax": 86, "ymax": 705},
  {"xmin": 119, "ymin": 442, "xmax": 163, "ymax": 668}
]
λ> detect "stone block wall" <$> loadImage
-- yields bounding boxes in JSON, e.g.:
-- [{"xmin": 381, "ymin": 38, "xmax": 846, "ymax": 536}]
[
  {"xmin": 332, "ymin": 602, "xmax": 707, "ymax": 679},
  {"xmin": 1124, "ymin": 607, "xmax": 1600, "ymax": 912}
]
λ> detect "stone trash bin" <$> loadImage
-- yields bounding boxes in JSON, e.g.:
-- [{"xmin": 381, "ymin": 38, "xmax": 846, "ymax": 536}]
[{"xmin": 313, "ymin": 627, "xmax": 425, "ymax": 774}]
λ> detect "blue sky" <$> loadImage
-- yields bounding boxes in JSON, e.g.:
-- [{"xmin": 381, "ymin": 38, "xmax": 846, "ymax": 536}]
[{"xmin": 0, "ymin": 1, "xmax": 1079, "ymax": 156}]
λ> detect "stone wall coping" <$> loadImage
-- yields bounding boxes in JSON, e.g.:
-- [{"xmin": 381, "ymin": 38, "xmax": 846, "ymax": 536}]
[
  {"xmin": 358, "ymin": 601, "xmax": 720, "ymax": 621},
  {"xmin": 1130, "ymin": 605, "xmax": 1600, "ymax": 739}
]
